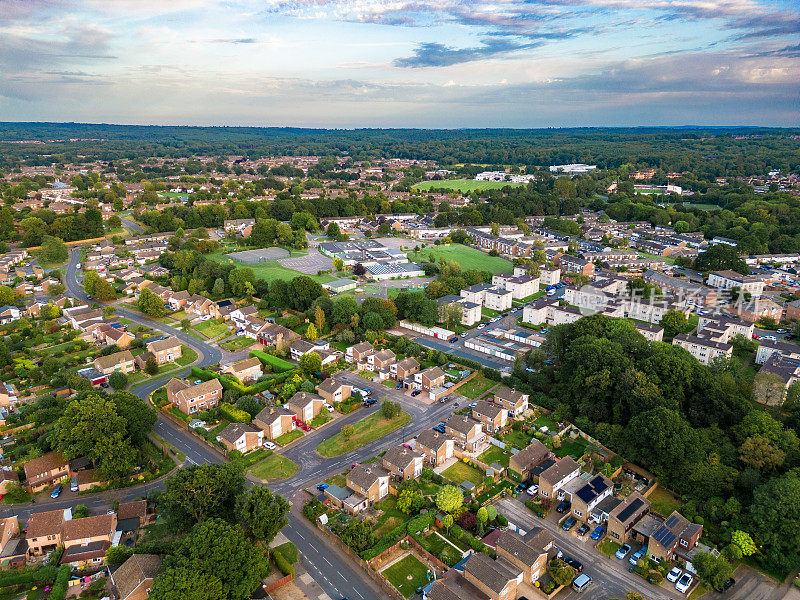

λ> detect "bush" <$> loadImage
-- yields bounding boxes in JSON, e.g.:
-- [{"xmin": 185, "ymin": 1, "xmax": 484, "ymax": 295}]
[
  {"xmin": 219, "ymin": 402, "xmax": 250, "ymax": 423},
  {"xmin": 496, "ymin": 514, "xmax": 508, "ymax": 527},
  {"xmin": 271, "ymin": 549, "xmax": 295, "ymax": 577},
  {"xmin": 0, "ymin": 565, "xmax": 58, "ymax": 587},
  {"xmin": 250, "ymin": 350, "xmax": 295, "ymax": 373},
  {"xmin": 273, "ymin": 542, "xmax": 298, "ymax": 564},
  {"xmin": 47, "ymin": 565, "xmax": 71, "ymax": 600}
]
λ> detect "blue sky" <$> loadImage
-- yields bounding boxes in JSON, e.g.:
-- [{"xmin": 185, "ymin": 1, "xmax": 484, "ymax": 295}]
[{"xmin": 0, "ymin": 0, "xmax": 798, "ymax": 126}]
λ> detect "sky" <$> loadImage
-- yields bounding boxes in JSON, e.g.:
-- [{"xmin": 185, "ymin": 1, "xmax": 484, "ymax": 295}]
[{"xmin": 0, "ymin": 0, "xmax": 798, "ymax": 127}]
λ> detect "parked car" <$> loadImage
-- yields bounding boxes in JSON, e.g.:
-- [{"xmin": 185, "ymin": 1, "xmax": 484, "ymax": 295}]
[
  {"xmin": 667, "ymin": 567, "xmax": 683, "ymax": 583},
  {"xmin": 468, "ymin": 402, "xmax": 477, "ymax": 408},
  {"xmin": 572, "ymin": 574, "xmax": 592, "ymax": 592},
  {"xmin": 629, "ymin": 546, "xmax": 648, "ymax": 565},
  {"xmin": 50, "ymin": 485, "xmax": 63, "ymax": 499},
  {"xmin": 615, "ymin": 543, "xmax": 632, "ymax": 559},
  {"xmin": 263, "ymin": 441, "xmax": 276, "ymax": 450},
  {"xmin": 526, "ymin": 484, "xmax": 539, "ymax": 496},
  {"xmin": 351, "ymin": 463, "xmax": 359, "ymax": 469},
  {"xmin": 556, "ymin": 500, "xmax": 571, "ymax": 513},
  {"xmin": 675, "ymin": 573, "xmax": 693, "ymax": 594},
  {"xmin": 316, "ymin": 483, "xmax": 329, "ymax": 491},
  {"xmin": 395, "ymin": 383, "xmax": 403, "ymax": 389},
  {"xmin": 516, "ymin": 482, "xmax": 527, "ymax": 493},
  {"xmin": 449, "ymin": 337, "xmax": 459, "ymax": 343},
  {"xmin": 563, "ymin": 556, "xmax": 582, "ymax": 572},
  {"xmin": 411, "ymin": 390, "xmax": 421, "ymax": 397},
  {"xmin": 325, "ymin": 404, "xmax": 335, "ymax": 413},
  {"xmin": 576, "ymin": 524, "xmax": 590, "ymax": 536},
  {"xmin": 477, "ymin": 324, "xmax": 485, "ymax": 329},
  {"xmin": 590, "ymin": 526, "xmax": 604, "ymax": 540},
  {"xmin": 714, "ymin": 578, "xmax": 735, "ymax": 593},
  {"xmin": 776, "ymin": 328, "xmax": 788, "ymax": 334},
  {"xmin": 434, "ymin": 423, "xmax": 446, "ymax": 433},
  {"xmin": 561, "ymin": 516, "xmax": 577, "ymax": 531}
]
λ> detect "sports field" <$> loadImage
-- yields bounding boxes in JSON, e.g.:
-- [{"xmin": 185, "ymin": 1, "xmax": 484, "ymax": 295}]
[
  {"xmin": 413, "ymin": 179, "xmax": 524, "ymax": 192},
  {"xmin": 207, "ymin": 248, "xmax": 335, "ymax": 284},
  {"xmin": 408, "ymin": 244, "xmax": 512, "ymax": 274}
]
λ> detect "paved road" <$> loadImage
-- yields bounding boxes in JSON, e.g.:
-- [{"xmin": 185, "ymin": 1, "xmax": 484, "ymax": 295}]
[
  {"xmin": 416, "ymin": 336, "xmax": 510, "ymax": 372},
  {"xmin": 120, "ymin": 217, "xmax": 143, "ymax": 234},
  {"xmin": 497, "ymin": 496, "xmax": 684, "ymax": 600}
]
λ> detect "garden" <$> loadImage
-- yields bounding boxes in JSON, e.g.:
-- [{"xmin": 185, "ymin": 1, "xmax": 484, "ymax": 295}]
[
  {"xmin": 381, "ymin": 554, "xmax": 431, "ymax": 598},
  {"xmin": 442, "ymin": 460, "xmax": 485, "ymax": 487},
  {"xmin": 316, "ymin": 410, "xmax": 411, "ymax": 457},
  {"xmin": 457, "ymin": 373, "xmax": 497, "ymax": 399}
]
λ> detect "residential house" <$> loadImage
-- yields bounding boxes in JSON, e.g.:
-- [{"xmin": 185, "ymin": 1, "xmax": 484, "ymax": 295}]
[
  {"xmin": 755, "ymin": 338, "xmax": 800, "ymax": 365},
  {"xmin": 445, "ymin": 416, "xmax": 486, "ymax": 453},
  {"xmin": 0, "ymin": 516, "xmax": 25, "ymax": 569},
  {"xmin": 565, "ymin": 473, "xmax": 613, "ymax": 521},
  {"xmin": 559, "ymin": 255, "xmax": 595, "ymax": 277},
  {"xmin": 436, "ymin": 295, "xmax": 482, "ymax": 327},
  {"xmin": 108, "ymin": 554, "xmax": 162, "ymax": 600},
  {"xmin": 672, "ymin": 334, "xmax": 732, "ymax": 365},
  {"xmin": 145, "ymin": 337, "xmax": 182, "ymax": 365},
  {"xmin": 26, "ymin": 509, "xmax": 66, "ymax": 557},
  {"xmin": 538, "ymin": 456, "xmax": 580, "ymax": 500},
  {"xmin": 218, "ymin": 423, "xmax": 264, "ymax": 454},
  {"xmin": 382, "ymin": 446, "xmax": 423, "ymax": 480},
  {"xmin": 483, "ymin": 287, "xmax": 513, "ymax": 312},
  {"xmin": 707, "ymin": 270, "xmax": 765, "ymax": 297},
  {"xmin": 415, "ymin": 366, "xmax": 446, "ymax": 392},
  {"xmin": 289, "ymin": 339, "xmax": 315, "ymax": 362},
  {"xmin": 460, "ymin": 283, "xmax": 493, "ymax": 305},
  {"xmin": 93, "ymin": 350, "xmax": 135, "ymax": 376},
  {"xmin": 344, "ymin": 464, "xmax": 390, "ymax": 511},
  {"xmin": 607, "ymin": 492, "xmax": 651, "ymax": 543},
  {"xmin": 493, "ymin": 274, "xmax": 540, "ymax": 300},
  {"xmin": 61, "ymin": 514, "xmax": 117, "ymax": 567},
  {"xmin": 463, "ymin": 552, "xmax": 522, "ymax": 600},
  {"xmin": 116, "ymin": 501, "xmax": 149, "ymax": 543},
  {"xmin": 472, "ymin": 401, "xmax": 508, "ymax": 434},
  {"xmin": 415, "ymin": 429, "xmax": 455, "ymax": 466},
  {"xmin": 0, "ymin": 469, "xmax": 20, "ymax": 494},
  {"xmin": 391, "ymin": 357, "xmax": 420, "ymax": 383},
  {"xmin": 257, "ymin": 323, "xmax": 301, "ymax": 351},
  {"xmin": 346, "ymin": 341, "xmax": 375, "ymax": 364},
  {"xmin": 316, "ymin": 378, "xmax": 351, "ymax": 405},
  {"xmin": 495, "ymin": 528, "xmax": 553, "ymax": 584},
  {"xmin": 222, "ymin": 357, "xmax": 263, "ymax": 383},
  {"xmin": 287, "ymin": 391, "xmax": 325, "ymax": 422},
  {"xmin": 648, "ymin": 511, "xmax": 703, "ymax": 561},
  {"xmin": 23, "ymin": 452, "xmax": 70, "ymax": 493},
  {"xmin": 367, "ymin": 348, "xmax": 396, "ymax": 372},
  {"xmin": 165, "ymin": 378, "xmax": 223, "ymax": 415},
  {"xmin": 253, "ymin": 406, "xmax": 295, "ymax": 441},
  {"xmin": 508, "ymin": 440, "xmax": 551, "ymax": 482},
  {"xmin": 493, "ymin": 386, "xmax": 528, "ymax": 416},
  {"xmin": 538, "ymin": 267, "xmax": 560, "ymax": 286},
  {"xmin": 732, "ymin": 298, "xmax": 784, "ymax": 323}
]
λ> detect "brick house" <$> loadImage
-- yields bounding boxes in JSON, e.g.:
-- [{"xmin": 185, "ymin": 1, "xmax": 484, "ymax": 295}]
[
  {"xmin": 345, "ymin": 464, "xmax": 390, "ymax": 508},
  {"xmin": 61, "ymin": 514, "xmax": 117, "ymax": 567},
  {"xmin": 346, "ymin": 341, "xmax": 374, "ymax": 364},
  {"xmin": 222, "ymin": 357, "xmax": 263, "ymax": 383},
  {"xmin": 565, "ymin": 473, "xmax": 613, "ymax": 521},
  {"xmin": 415, "ymin": 429, "xmax": 455, "ymax": 466},
  {"xmin": 26, "ymin": 509, "xmax": 66, "ymax": 557},
  {"xmin": 463, "ymin": 552, "xmax": 522, "ymax": 600},
  {"xmin": 316, "ymin": 378, "xmax": 351, "ymax": 405},
  {"xmin": 537, "ymin": 456, "xmax": 580, "ymax": 500},
  {"xmin": 391, "ymin": 357, "xmax": 420, "ymax": 382},
  {"xmin": 257, "ymin": 323, "xmax": 301, "ymax": 351},
  {"xmin": 165, "ymin": 378, "xmax": 223, "ymax": 415},
  {"xmin": 23, "ymin": 452, "xmax": 70, "ymax": 493},
  {"xmin": 472, "ymin": 400, "xmax": 508, "ymax": 434},
  {"xmin": 508, "ymin": 440, "xmax": 551, "ymax": 482},
  {"xmin": 445, "ymin": 416, "xmax": 486, "ymax": 452},
  {"xmin": 287, "ymin": 392, "xmax": 325, "ymax": 422},
  {"xmin": 607, "ymin": 492, "xmax": 651, "ymax": 544},
  {"xmin": 108, "ymin": 554, "xmax": 162, "ymax": 600},
  {"xmin": 253, "ymin": 406, "xmax": 295, "ymax": 440},
  {"xmin": 493, "ymin": 386, "xmax": 529, "ymax": 416},
  {"xmin": 495, "ymin": 528, "xmax": 553, "ymax": 584},
  {"xmin": 93, "ymin": 350, "xmax": 136, "ymax": 376},
  {"xmin": 415, "ymin": 366, "xmax": 446, "ymax": 392},
  {"xmin": 145, "ymin": 337, "xmax": 182, "ymax": 365},
  {"xmin": 0, "ymin": 516, "xmax": 24, "ymax": 569},
  {"xmin": 218, "ymin": 423, "xmax": 263, "ymax": 453},
  {"xmin": 381, "ymin": 446, "xmax": 423, "ymax": 480},
  {"xmin": 648, "ymin": 511, "xmax": 703, "ymax": 561}
]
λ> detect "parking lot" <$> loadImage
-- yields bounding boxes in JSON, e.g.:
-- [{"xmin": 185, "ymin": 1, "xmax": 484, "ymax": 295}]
[{"xmin": 497, "ymin": 496, "xmax": 686, "ymax": 600}]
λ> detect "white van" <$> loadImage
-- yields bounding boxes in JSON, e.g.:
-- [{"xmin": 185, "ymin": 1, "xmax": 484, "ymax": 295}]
[
  {"xmin": 572, "ymin": 574, "xmax": 593, "ymax": 592},
  {"xmin": 70, "ymin": 476, "xmax": 78, "ymax": 492}
]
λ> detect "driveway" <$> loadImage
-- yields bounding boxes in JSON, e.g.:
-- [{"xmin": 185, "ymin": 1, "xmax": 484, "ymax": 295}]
[{"xmin": 497, "ymin": 496, "xmax": 684, "ymax": 600}]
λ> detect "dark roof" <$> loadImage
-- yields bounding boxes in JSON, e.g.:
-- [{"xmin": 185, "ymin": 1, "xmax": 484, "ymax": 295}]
[
  {"xmin": 575, "ymin": 474, "xmax": 610, "ymax": 504},
  {"xmin": 117, "ymin": 517, "xmax": 140, "ymax": 533},
  {"xmin": 616, "ymin": 498, "xmax": 646, "ymax": 524},
  {"xmin": 61, "ymin": 540, "xmax": 109, "ymax": 563}
]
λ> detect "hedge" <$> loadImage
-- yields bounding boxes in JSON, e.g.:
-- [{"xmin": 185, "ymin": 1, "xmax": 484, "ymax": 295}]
[
  {"xmin": 0, "ymin": 565, "xmax": 58, "ymax": 587},
  {"xmin": 250, "ymin": 350, "xmax": 295, "ymax": 373},
  {"xmin": 359, "ymin": 521, "xmax": 407, "ymax": 560},
  {"xmin": 219, "ymin": 402, "xmax": 250, "ymax": 423},
  {"xmin": 46, "ymin": 565, "xmax": 70, "ymax": 600},
  {"xmin": 273, "ymin": 542, "xmax": 298, "ymax": 564},
  {"xmin": 271, "ymin": 549, "xmax": 295, "ymax": 578}
]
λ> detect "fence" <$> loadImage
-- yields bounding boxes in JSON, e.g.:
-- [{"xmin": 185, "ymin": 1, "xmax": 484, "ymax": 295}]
[{"xmin": 262, "ymin": 574, "xmax": 293, "ymax": 593}]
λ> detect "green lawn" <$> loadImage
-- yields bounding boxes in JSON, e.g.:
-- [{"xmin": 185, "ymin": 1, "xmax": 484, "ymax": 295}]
[
  {"xmin": 193, "ymin": 319, "xmax": 229, "ymax": 339},
  {"xmin": 275, "ymin": 430, "xmax": 304, "ymax": 446},
  {"xmin": 638, "ymin": 250, "xmax": 676, "ymax": 265},
  {"xmin": 478, "ymin": 445, "xmax": 511, "ymax": 467},
  {"xmin": 534, "ymin": 415, "xmax": 558, "ymax": 431},
  {"xmin": 596, "ymin": 538, "xmax": 621, "ymax": 557},
  {"xmin": 248, "ymin": 455, "xmax": 299, "ymax": 480},
  {"xmin": 648, "ymin": 486, "xmax": 684, "ymax": 517},
  {"xmin": 221, "ymin": 336, "xmax": 255, "ymax": 352},
  {"xmin": 413, "ymin": 179, "xmax": 524, "ymax": 193},
  {"xmin": 408, "ymin": 244, "xmax": 513, "ymax": 274},
  {"xmin": 458, "ymin": 374, "xmax": 497, "ymax": 399},
  {"xmin": 381, "ymin": 554, "xmax": 431, "ymax": 598},
  {"xmin": 316, "ymin": 411, "xmax": 411, "ymax": 457},
  {"xmin": 309, "ymin": 412, "xmax": 333, "ymax": 427},
  {"xmin": 207, "ymin": 248, "xmax": 335, "ymax": 284},
  {"xmin": 442, "ymin": 461, "xmax": 485, "ymax": 486},
  {"xmin": 176, "ymin": 345, "xmax": 198, "ymax": 366},
  {"xmin": 554, "ymin": 439, "xmax": 588, "ymax": 460},
  {"xmin": 324, "ymin": 474, "xmax": 347, "ymax": 487}
]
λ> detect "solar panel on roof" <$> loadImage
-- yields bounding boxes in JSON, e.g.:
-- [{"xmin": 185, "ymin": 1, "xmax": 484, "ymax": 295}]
[
  {"xmin": 594, "ymin": 480, "xmax": 608, "ymax": 494},
  {"xmin": 576, "ymin": 485, "xmax": 595, "ymax": 503},
  {"xmin": 653, "ymin": 525, "xmax": 677, "ymax": 548},
  {"xmin": 665, "ymin": 514, "xmax": 681, "ymax": 528},
  {"xmin": 616, "ymin": 498, "xmax": 644, "ymax": 523}
]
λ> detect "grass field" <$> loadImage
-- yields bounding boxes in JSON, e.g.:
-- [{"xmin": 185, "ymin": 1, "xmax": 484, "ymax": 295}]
[
  {"xmin": 408, "ymin": 244, "xmax": 512, "ymax": 275},
  {"xmin": 249, "ymin": 455, "xmax": 298, "ymax": 480},
  {"xmin": 176, "ymin": 346, "xmax": 198, "ymax": 366},
  {"xmin": 316, "ymin": 411, "xmax": 411, "ymax": 457},
  {"xmin": 413, "ymin": 179, "xmax": 524, "ymax": 192},
  {"xmin": 193, "ymin": 319, "xmax": 229, "ymax": 339},
  {"xmin": 648, "ymin": 486, "xmax": 684, "ymax": 517},
  {"xmin": 458, "ymin": 373, "xmax": 497, "ymax": 399},
  {"xmin": 381, "ymin": 554, "xmax": 431, "ymax": 598},
  {"xmin": 275, "ymin": 430, "xmax": 304, "ymax": 446},
  {"xmin": 220, "ymin": 336, "xmax": 254, "ymax": 352},
  {"xmin": 478, "ymin": 445, "xmax": 511, "ymax": 467},
  {"xmin": 442, "ymin": 461, "xmax": 485, "ymax": 486},
  {"xmin": 207, "ymin": 247, "xmax": 335, "ymax": 284}
]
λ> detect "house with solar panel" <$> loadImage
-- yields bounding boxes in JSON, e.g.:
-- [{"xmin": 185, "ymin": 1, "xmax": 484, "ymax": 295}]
[
  {"xmin": 648, "ymin": 511, "xmax": 703, "ymax": 561},
  {"xmin": 607, "ymin": 491, "xmax": 651, "ymax": 543},
  {"xmin": 562, "ymin": 473, "xmax": 613, "ymax": 521}
]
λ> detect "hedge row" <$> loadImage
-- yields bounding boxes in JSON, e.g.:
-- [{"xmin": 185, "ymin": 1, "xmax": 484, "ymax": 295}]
[
  {"xmin": 219, "ymin": 402, "xmax": 250, "ymax": 423},
  {"xmin": 271, "ymin": 548, "xmax": 295, "ymax": 578},
  {"xmin": 46, "ymin": 565, "xmax": 71, "ymax": 600},
  {"xmin": 0, "ymin": 565, "xmax": 58, "ymax": 587},
  {"xmin": 250, "ymin": 350, "xmax": 295, "ymax": 373}
]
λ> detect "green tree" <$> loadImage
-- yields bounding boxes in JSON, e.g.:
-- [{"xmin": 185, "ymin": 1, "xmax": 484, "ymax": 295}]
[
  {"xmin": 149, "ymin": 519, "xmax": 268, "ymax": 600},
  {"xmin": 660, "ymin": 309, "xmax": 688, "ymax": 336},
  {"xmin": 693, "ymin": 551, "xmax": 734, "ymax": 591},
  {"xmin": 108, "ymin": 370, "xmax": 128, "ymax": 391},
  {"xmin": 339, "ymin": 518, "xmax": 375, "ymax": 552},
  {"xmin": 306, "ymin": 323, "xmax": 318, "ymax": 341},
  {"xmin": 731, "ymin": 530, "xmax": 757, "ymax": 556},
  {"xmin": 110, "ymin": 391, "xmax": 157, "ymax": 444},
  {"xmin": 162, "ymin": 464, "xmax": 246, "ymax": 531},
  {"xmin": 234, "ymin": 486, "xmax": 289, "ymax": 544},
  {"xmin": 749, "ymin": 472, "xmax": 800, "ymax": 570},
  {"xmin": 314, "ymin": 305, "xmax": 326, "ymax": 331},
  {"xmin": 332, "ymin": 296, "xmax": 359, "ymax": 325},
  {"xmin": 145, "ymin": 355, "xmax": 158, "ymax": 375},
  {"xmin": 547, "ymin": 559, "xmax": 577, "ymax": 587},
  {"xmin": 326, "ymin": 222, "xmax": 343, "ymax": 241},
  {"xmin": 181, "ymin": 318, "xmax": 191, "ymax": 331},
  {"xmin": 694, "ymin": 243, "xmax": 749, "ymax": 274},
  {"xmin": 738, "ymin": 436, "xmax": 785, "ymax": 471},
  {"xmin": 341, "ymin": 424, "xmax": 354, "ymax": 440},
  {"xmin": 37, "ymin": 235, "xmax": 68, "ymax": 266},
  {"xmin": 477, "ymin": 506, "xmax": 488, "ymax": 523},
  {"xmin": 381, "ymin": 399, "xmax": 401, "ymax": 420},
  {"xmin": 299, "ymin": 351, "xmax": 322, "ymax": 375},
  {"xmin": 138, "ymin": 287, "xmax": 166, "ymax": 317},
  {"xmin": 362, "ymin": 311, "xmax": 383, "ymax": 331},
  {"xmin": 83, "ymin": 271, "xmax": 117, "ymax": 301},
  {"xmin": 442, "ymin": 514, "xmax": 454, "ymax": 532},
  {"xmin": 333, "ymin": 257, "xmax": 344, "ymax": 271},
  {"xmin": 435, "ymin": 485, "xmax": 463, "ymax": 513},
  {"xmin": 73, "ymin": 504, "xmax": 90, "ymax": 518}
]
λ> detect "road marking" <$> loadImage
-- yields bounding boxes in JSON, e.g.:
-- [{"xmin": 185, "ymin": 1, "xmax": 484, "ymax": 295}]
[{"xmin": 323, "ymin": 557, "xmax": 332, "ymax": 566}]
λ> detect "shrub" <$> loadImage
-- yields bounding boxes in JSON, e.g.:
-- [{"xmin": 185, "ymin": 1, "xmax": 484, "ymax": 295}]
[
  {"xmin": 271, "ymin": 549, "xmax": 295, "ymax": 577},
  {"xmin": 219, "ymin": 402, "xmax": 250, "ymax": 423},
  {"xmin": 250, "ymin": 350, "xmax": 295, "ymax": 373},
  {"xmin": 47, "ymin": 565, "xmax": 71, "ymax": 600},
  {"xmin": 0, "ymin": 565, "xmax": 58, "ymax": 587}
]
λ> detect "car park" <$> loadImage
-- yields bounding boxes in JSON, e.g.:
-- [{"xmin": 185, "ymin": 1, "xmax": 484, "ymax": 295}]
[
  {"xmin": 590, "ymin": 526, "xmax": 604, "ymax": 540},
  {"xmin": 576, "ymin": 524, "xmax": 590, "ymax": 536},
  {"xmin": 556, "ymin": 500, "xmax": 571, "ymax": 513},
  {"xmin": 615, "ymin": 543, "xmax": 631, "ymax": 559},
  {"xmin": 561, "ymin": 516, "xmax": 577, "ymax": 531},
  {"xmin": 629, "ymin": 545, "xmax": 648, "ymax": 565},
  {"xmin": 526, "ymin": 484, "xmax": 539, "ymax": 496},
  {"xmin": 667, "ymin": 567, "xmax": 682, "ymax": 583},
  {"xmin": 563, "ymin": 556, "xmax": 582, "ymax": 572},
  {"xmin": 675, "ymin": 573, "xmax": 693, "ymax": 593},
  {"xmin": 572, "ymin": 574, "xmax": 592, "ymax": 592}
]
